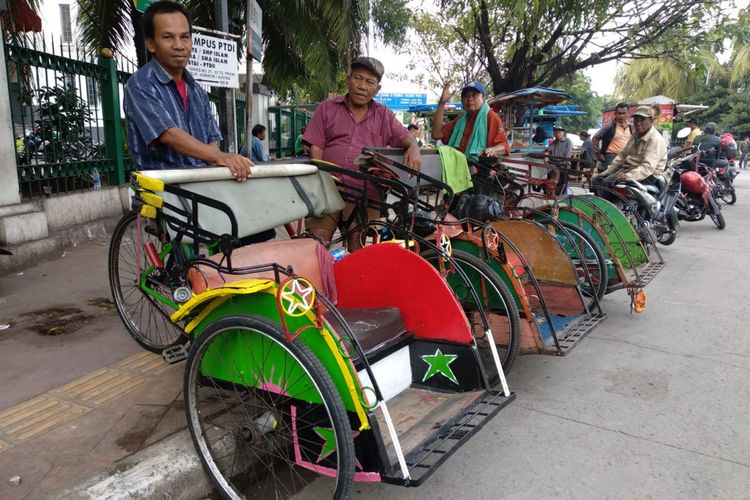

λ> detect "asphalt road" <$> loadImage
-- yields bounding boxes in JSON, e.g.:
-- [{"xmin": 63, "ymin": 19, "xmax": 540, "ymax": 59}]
[{"xmin": 352, "ymin": 174, "xmax": 750, "ymax": 499}]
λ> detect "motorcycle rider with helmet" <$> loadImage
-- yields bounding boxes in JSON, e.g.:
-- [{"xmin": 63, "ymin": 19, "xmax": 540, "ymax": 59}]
[
  {"xmin": 693, "ymin": 122, "xmax": 734, "ymax": 168},
  {"xmin": 591, "ymin": 106, "xmax": 667, "ymax": 201}
]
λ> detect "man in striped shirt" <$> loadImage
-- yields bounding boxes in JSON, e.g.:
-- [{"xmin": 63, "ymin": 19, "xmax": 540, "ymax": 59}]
[{"xmin": 123, "ymin": 1, "xmax": 251, "ymax": 181}]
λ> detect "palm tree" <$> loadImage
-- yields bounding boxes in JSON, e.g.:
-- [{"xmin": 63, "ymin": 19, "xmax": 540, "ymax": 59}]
[
  {"xmin": 73, "ymin": 0, "xmax": 368, "ymax": 98},
  {"xmin": 615, "ymin": 49, "xmax": 723, "ymax": 101}
]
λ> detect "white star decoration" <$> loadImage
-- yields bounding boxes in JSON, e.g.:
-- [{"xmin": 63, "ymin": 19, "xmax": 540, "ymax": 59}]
[
  {"xmin": 280, "ymin": 278, "xmax": 315, "ymax": 316},
  {"xmin": 439, "ymin": 233, "xmax": 452, "ymax": 257}
]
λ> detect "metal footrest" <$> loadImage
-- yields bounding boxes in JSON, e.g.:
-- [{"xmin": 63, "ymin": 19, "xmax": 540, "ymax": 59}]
[
  {"xmin": 631, "ymin": 260, "xmax": 666, "ymax": 288},
  {"xmin": 543, "ymin": 313, "xmax": 607, "ymax": 356},
  {"xmin": 383, "ymin": 390, "xmax": 515, "ymax": 487},
  {"xmin": 161, "ymin": 344, "xmax": 188, "ymax": 364}
]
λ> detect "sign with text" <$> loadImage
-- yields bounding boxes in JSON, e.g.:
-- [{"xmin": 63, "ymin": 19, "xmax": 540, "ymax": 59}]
[
  {"xmin": 249, "ymin": 0, "xmax": 263, "ymax": 62},
  {"xmin": 188, "ymin": 32, "xmax": 239, "ymax": 88},
  {"xmin": 374, "ymin": 93, "xmax": 427, "ymax": 111}
]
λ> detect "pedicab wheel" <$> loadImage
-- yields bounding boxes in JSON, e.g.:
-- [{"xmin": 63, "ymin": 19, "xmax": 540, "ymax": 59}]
[
  {"xmin": 422, "ymin": 249, "xmax": 520, "ymax": 372},
  {"xmin": 108, "ymin": 212, "xmax": 186, "ymax": 353},
  {"xmin": 708, "ymin": 197, "xmax": 726, "ymax": 229},
  {"xmin": 555, "ymin": 221, "xmax": 608, "ymax": 307},
  {"xmin": 184, "ymin": 314, "xmax": 355, "ymax": 500}
]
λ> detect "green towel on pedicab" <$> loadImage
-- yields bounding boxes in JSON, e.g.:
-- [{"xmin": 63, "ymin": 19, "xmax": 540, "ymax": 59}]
[{"xmin": 437, "ymin": 146, "xmax": 473, "ymax": 194}]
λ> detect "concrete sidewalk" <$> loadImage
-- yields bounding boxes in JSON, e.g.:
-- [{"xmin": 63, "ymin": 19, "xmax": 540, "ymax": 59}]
[{"xmin": 0, "ymin": 235, "xmax": 203, "ymax": 499}]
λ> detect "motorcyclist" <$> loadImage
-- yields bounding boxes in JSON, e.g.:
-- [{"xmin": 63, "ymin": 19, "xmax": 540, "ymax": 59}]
[
  {"xmin": 693, "ymin": 122, "xmax": 732, "ymax": 168},
  {"xmin": 591, "ymin": 106, "xmax": 667, "ymax": 201}
]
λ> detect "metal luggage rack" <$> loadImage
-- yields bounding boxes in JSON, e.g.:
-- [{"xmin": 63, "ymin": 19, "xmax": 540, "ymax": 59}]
[
  {"xmin": 383, "ymin": 389, "xmax": 516, "ymax": 487},
  {"xmin": 543, "ymin": 313, "xmax": 607, "ymax": 355}
]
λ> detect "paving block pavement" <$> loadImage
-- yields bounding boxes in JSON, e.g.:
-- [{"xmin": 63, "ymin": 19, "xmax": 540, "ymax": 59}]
[{"xmin": 0, "ymin": 236, "xmax": 203, "ymax": 500}]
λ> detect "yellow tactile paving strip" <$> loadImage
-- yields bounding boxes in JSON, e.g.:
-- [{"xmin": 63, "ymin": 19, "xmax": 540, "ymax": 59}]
[
  {"xmin": 0, "ymin": 395, "xmax": 90, "ymax": 442},
  {"xmin": 50, "ymin": 368, "xmax": 147, "ymax": 406},
  {"xmin": 115, "ymin": 351, "xmax": 181, "ymax": 377},
  {"xmin": 0, "ymin": 352, "xmax": 180, "ymax": 452}
]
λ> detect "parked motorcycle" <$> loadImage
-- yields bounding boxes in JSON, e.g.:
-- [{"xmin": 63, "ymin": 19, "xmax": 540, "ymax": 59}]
[
  {"xmin": 673, "ymin": 152, "xmax": 726, "ymax": 230},
  {"xmin": 714, "ymin": 158, "xmax": 738, "ymax": 205},
  {"xmin": 614, "ymin": 147, "xmax": 682, "ymax": 246}
]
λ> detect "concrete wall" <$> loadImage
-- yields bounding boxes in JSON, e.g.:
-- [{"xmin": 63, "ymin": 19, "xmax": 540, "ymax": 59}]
[{"xmin": 0, "ymin": 36, "xmax": 22, "ymax": 207}]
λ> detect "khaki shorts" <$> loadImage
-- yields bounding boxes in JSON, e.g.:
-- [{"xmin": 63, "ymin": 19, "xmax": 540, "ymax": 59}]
[{"xmin": 305, "ymin": 201, "xmax": 381, "ymax": 233}]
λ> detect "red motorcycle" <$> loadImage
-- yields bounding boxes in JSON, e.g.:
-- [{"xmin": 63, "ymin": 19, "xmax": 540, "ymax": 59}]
[{"xmin": 673, "ymin": 152, "xmax": 726, "ymax": 229}]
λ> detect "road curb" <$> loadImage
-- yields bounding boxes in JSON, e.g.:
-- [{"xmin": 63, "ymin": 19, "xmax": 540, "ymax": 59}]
[{"xmin": 59, "ymin": 430, "xmax": 213, "ymax": 500}]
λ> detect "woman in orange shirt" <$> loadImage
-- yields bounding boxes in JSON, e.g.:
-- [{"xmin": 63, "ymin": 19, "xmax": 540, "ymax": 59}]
[{"xmin": 431, "ymin": 81, "xmax": 510, "ymax": 158}]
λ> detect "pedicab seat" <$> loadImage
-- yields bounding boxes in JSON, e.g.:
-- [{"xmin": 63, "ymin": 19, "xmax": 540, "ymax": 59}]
[
  {"xmin": 322, "ymin": 308, "xmax": 412, "ymax": 367},
  {"xmin": 136, "ymin": 163, "xmax": 345, "ymax": 241}
]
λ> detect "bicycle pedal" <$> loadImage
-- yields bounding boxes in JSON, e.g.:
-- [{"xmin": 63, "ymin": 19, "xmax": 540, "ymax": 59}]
[{"xmin": 162, "ymin": 345, "xmax": 188, "ymax": 364}]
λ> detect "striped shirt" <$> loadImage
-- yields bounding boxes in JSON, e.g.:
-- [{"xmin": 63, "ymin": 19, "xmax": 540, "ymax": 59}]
[{"xmin": 123, "ymin": 58, "xmax": 221, "ymax": 169}]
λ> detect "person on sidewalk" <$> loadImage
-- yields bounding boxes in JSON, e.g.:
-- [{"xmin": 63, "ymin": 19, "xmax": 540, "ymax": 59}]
[
  {"xmin": 592, "ymin": 102, "xmax": 633, "ymax": 171},
  {"xmin": 683, "ymin": 118, "xmax": 701, "ymax": 149},
  {"xmin": 240, "ymin": 124, "xmax": 271, "ymax": 163},
  {"xmin": 545, "ymin": 125, "xmax": 573, "ymax": 194},
  {"xmin": 123, "ymin": 1, "xmax": 251, "ymax": 181},
  {"xmin": 302, "ymin": 56, "xmax": 421, "ymax": 250},
  {"xmin": 431, "ymin": 80, "xmax": 510, "ymax": 158},
  {"xmin": 739, "ymin": 136, "xmax": 750, "ymax": 169},
  {"xmin": 591, "ymin": 106, "xmax": 666, "ymax": 201}
]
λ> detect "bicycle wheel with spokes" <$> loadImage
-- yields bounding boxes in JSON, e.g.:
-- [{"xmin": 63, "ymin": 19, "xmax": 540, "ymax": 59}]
[
  {"xmin": 552, "ymin": 221, "xmax": 608, "ymax": 307},
  {"xmin": 422, "ymin": 249, "xmax": 520, "ymax": 372},
  {"xmin": 108, "ymin": 212, "xmax": 186, "ymax": 353},
  {"xmin": 184, "ymin": 314, "xmax": 355, "ymax": 500}
]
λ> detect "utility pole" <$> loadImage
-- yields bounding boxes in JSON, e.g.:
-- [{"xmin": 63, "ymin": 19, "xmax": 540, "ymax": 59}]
[
  {"xmin": 214, "ymin": 0, "xmax": 237, "ymax": 153},
  {"xmin": 244, "ymin": 1, "xmax": 254, "ymax": 157}
]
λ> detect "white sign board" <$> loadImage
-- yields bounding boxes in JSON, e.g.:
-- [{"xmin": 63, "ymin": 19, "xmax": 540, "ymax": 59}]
[{"xmin": 188, "ymin": 32, "xmax": 239, "ymax": 88}]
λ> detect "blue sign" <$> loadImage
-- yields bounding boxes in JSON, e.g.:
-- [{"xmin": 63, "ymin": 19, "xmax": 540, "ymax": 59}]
[{"xmin": 375, "ymin": 93, "xmax": 427, "ymax": 111}]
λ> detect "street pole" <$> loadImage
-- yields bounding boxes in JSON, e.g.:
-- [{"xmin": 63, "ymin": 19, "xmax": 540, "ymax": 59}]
[
  {"xmin": 214, "ymin": 0, "xmax": 237, "ymax": 153},
  {"xmin": 244, "ymin": 0, "xmax": 254, "ymax": 157}
]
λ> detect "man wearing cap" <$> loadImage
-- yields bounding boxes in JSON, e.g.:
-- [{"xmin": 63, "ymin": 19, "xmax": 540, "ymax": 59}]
[
  {"xmin": 302, "ymin": 56, "xmax": 421, "ymax": 249},
  {"xmin": 545, "ymin": 126, "xmax": 573, "ymax": 194},
  {"xmin": 591, "ymin": 106, "xmax": 667, "ymax": 199},
  {"xmin": 683, "ymin": 118, "xmax": 701, "ymax": 149},
  {"xmin": 592, "ymin": 102, "xmax": 633, "ymax": 171},
  {"xmin": 431, "ymin": 81, "xmax": 510, "ymax": 158}
]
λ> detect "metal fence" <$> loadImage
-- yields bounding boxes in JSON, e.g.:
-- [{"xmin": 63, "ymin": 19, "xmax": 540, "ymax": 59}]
[
  {"xmin": 4, "ymin": 31, "xmax": 137, "ymax": 198},
  {"xmin": 4, "ymin": 33, "xmax": 251, "ymax": 200},
  {"xmin": 268, "ymin": 105, "xmax": 314, "ymax": 159}
]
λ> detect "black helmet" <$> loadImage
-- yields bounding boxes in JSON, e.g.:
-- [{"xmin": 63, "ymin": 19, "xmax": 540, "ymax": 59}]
[{"xmin": 704, "ymin": 122, "xmax": 717, "ymax": 134}]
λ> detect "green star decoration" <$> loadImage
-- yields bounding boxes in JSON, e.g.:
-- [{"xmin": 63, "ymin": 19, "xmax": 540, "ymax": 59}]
[
  {"xmin": 421, "ymin": 349, "xmax": 459, "ymax": 385},
  {"xmin": 313, "ymin": 426, "xmax": 337, "ymax": 463}
]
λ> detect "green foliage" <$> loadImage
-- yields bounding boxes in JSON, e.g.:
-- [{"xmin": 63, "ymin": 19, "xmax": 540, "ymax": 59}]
[
  {"xmin": 556, "ymin": 73, "xmax": 606, "ymax": 131},
  {"xmin": 371, "ymin": 0, "xmax": 412, "ymax": 47},
  {"xmin": 76, "ymin": 0, "xmax": 137, "ymax": 57},
  {"xmin": 396, "ymin": 0, "xmax": 721, "ymax": 95}
]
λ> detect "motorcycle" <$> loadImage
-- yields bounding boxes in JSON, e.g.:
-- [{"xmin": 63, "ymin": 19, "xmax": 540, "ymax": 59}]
[
  {"xmin": 613, "ymin": 147, "xmax": 682, "ymax": 246},
  {"xmin": 714, "ymin": 158, "xmax": 738, "ymax": 205},
  {"xmin": 673, "ymin": 152, "xmax": 726, "ymax": 230}
]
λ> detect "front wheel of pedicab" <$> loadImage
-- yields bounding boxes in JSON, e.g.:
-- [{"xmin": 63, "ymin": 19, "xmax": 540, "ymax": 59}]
[
  {"xmin": 554, "ymin": 221, "xmax": 608, "ymax": 305},
  {"xmin": 108, "ymin": 211, "xmax": 187, "ymax": 353},
  {"xmin": 184, "ymin": 314, "xmax": 355, "ymax": 500}
]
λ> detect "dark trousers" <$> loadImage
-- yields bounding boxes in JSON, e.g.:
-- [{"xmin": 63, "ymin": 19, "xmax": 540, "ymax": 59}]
[
  {"xmin": 599, "ymin": 152, "xmax": 618, "ymax": 172},
  {"xmin": 592, "ymin": 173, "xmax": 657, "ymax": 202}
]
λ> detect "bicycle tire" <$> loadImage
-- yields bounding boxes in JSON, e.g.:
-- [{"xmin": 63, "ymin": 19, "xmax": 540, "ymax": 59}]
[
  {"xmin": 108, "ymin": 212, "xmax": 186, "ymax": 353},
  {"xmin": 422, "ymin": 248, "xmax": 521, "ymax": 372},
  {"xmin": 555, "ymin": 221, "xmax": 608, "ymax": 305},
  {"xmin": 184, "ymin": 314, "xmax": 355, "ymax": 499}
]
